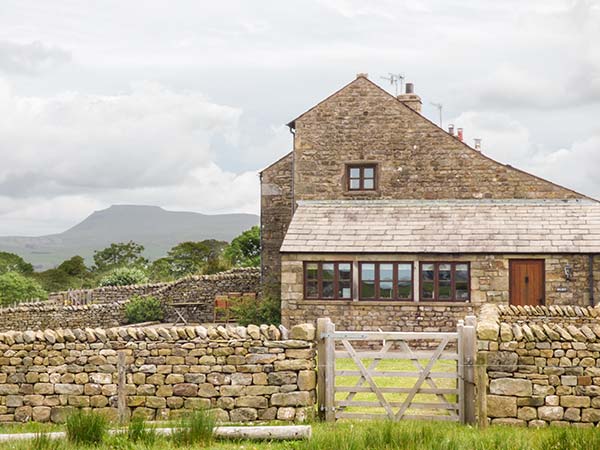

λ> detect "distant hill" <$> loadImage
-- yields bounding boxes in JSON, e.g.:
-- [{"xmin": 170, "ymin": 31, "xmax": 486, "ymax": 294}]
[{"xmin": 0, "ymin": 205, "xmax": 259, "ymax": 270}]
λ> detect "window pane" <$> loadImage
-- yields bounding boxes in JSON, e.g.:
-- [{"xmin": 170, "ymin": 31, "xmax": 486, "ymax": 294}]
[
  {"xmin": 363, "ymin": 179, "xmax": 374, "ymax": 189},
  {"xmin": 339, "ymin": 263, "xmax": 352, "ymax": 280},
  {"xmin": 306, "ymin": 263, "xmax": 318, "ymax": 280},
  {"xmin": 380, "ymin": 281, "xmax": 393, "ymax": 298},
  {"xmin": 349, "ymin": 179, "xmax": 360, "ymax": 190},
  {"xmin": 322, "ymin": 263, "xmax": 334, "ymax": 280},
  {"xmin": 397, "ymin": 264, "xmax": 412, "ymax": 299},
  {"xmin": 438, "ymin": 264, "xmax": 452, "ymax": 300},
  {"xmin": 422, "ymin": 282, "xmax": 434, "ymax": 299},
  {"xmin": 322, "ymin": 281, "xmax": 334, "ymax": 298},
  {"xmin": 363, "ymin": 167, "xmax": 374, "ymax": 178},
  {"xmin": 379, "ymin": 264, "xmax": 393, "ymax": 281},
  {"xmin": 422, "ymin": 264, "xmax": 435, "ymax": 299},
  {"xmin": 422, "ymin": 264, "xmax": 434, "ymax": 281},
  {"xmin": 339, "ymin": 281, "xmax": 352, "ymax": 299},
  {"xmin": 360, "ymin": 263, "xmax": 375, "ymax": 299},
  {"xmin": 349, "ymin": 168, "xmax": 360, "ymax": 178},
  {"xmin": 455, "ymin": 264, "xmax": 469, "ymax": 300},
  {"xmin": 306, "ymin": 281, "xmax": 319, "ymax": 298}
]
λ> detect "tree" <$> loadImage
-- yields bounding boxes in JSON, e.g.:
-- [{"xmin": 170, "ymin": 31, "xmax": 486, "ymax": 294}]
[
  {"xmin": 224, "ymin": 226, "xmax": 260, "ymax": 267},
  {"xmin": 57, "ymin": 256, "xmax": 88, "ymax": 277},
  {"xmin": 0, "ymin": 251, "xmax": 34, "ymax": 275},
  {"xmin": 0, "ymin": 272, "xmax": 46, "ymax": 305},
  {"xmin": 93, "ymin": 241, "xmax": 148, "ymax": 272},
  {"xmin": 99, "ymin": 267, "xmax": 149, "ymax": 286},
  {"xmin": 164, "ymin": 240, "xmax": 228, "ymax": 277}
]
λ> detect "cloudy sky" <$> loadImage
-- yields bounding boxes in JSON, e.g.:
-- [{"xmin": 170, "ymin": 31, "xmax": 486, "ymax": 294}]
[{"xmin": 0, "ymin": 0, "xmax": 599, "ymax": 235}]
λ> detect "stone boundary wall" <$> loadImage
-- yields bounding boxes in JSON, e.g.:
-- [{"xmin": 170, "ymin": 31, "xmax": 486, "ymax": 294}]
[
  {"xmin": 0, "ymin": 302, "xmax": 126, "ymax": 332},
  {"xmin": 0, "ymin": 322, "xmax": 316, "ymax": 423},
  {"xmin": 477, "ymin": 304, "xmax": 600, "ymax": 427},
  {"xmin": 48, "ymin": 268, "xmax": 260, "ymax": 306},
  {"xmin": 497, "ymin": 304, "xmax": 599, "ymax": 325}
]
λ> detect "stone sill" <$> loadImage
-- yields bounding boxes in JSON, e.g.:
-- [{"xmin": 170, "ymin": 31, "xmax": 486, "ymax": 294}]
[{"xmin": 297, "ymin": 300, "xmax": 472, "ymax": 307}]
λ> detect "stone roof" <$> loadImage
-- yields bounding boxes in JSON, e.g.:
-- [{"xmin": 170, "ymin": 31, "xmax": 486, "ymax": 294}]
[{"xmin": 280, "ymin": 199, "xmax": 600, "ymax": 253}]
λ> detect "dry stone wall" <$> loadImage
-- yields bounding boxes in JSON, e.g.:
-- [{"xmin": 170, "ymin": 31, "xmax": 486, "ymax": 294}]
[
  {"xmin": 477, "ymin": 304, "xmax": 600, "ymax": 427},
  {"xmin": 0, "ymin": 302, "xmax": 126, "ymax": 332},
  {"xmin": 0, "ymin": 322, "xmax": 316, "ymax": 423}
]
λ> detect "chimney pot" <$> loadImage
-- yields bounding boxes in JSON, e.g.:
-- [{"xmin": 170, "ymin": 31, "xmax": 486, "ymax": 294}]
[
  {"xmin": 356, "ymin": 73, "xmax": 369, "ymax": 79},
  {"xmin": 448, "ymin": 124, "xmax": 455, "ymax": 136},
  {"xmin": 405, "ymin": 82, "xmax": 414, "ymax": 94},
  {"xmin": 397, "ymin": 83, "xmax": 422, "ymax": 113},
  {"xmin": 457, "ymin": 128, "xmax": 464, "ymax": 141}
]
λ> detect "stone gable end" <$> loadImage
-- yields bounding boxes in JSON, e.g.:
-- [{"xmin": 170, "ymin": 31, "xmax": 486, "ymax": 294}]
[{"xmin": 292, "ymin": 76, "xmax": 585, "ymax": 201}]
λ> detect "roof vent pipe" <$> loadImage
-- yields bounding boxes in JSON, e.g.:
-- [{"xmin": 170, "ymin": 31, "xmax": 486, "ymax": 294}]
[
  {"xmin": 457, "ymin": 128, "xmax": 464, "ymax": 141},
  {"xmin": 474, "ymin": 138, "xmax": 482, "ymax": 151},
  {"xmin": 448, "ymin": 124, "xmax": 455, "ymax": 136},
  {"xmin": 405, "ymin": 83, "xmax": 414, "ymax": 94}
]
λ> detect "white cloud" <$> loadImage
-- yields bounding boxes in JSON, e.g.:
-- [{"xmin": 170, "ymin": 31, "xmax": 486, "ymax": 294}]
[
  {"xmin": 0, "ymin": 79, "xmax": 260, "ymax": 235},
  {"xmin": 0, "ymin": 40, "xmax": 71, "ymax": 75}
]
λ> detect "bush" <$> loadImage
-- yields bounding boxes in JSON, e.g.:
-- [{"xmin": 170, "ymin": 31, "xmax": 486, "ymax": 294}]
[
  {"xmin": 171, "ymin": 409, "xmax": 215, "ymax": 446},
  {"xmin": 0, "ymin": 271, "xmax": 47, "ymax": 306},
  {"xmin": 66, "ymin": 410, "xmax": 108, "ymax": 445},
  {"xmin": 230, "ymin": 294, "xmax": 280, "ymax": 326},
  {"xmin": 125, "ymin": 295, "xmax": 164, "ymax": 324},
  {"xmin": 99, "ymin": 267, "xmax": 148, "ymax": 287}
]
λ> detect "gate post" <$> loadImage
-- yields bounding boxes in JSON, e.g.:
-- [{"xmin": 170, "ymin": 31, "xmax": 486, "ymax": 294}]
[
  {"xmin": 463, "ymin": 316, "xmax": 477, "ymax": 425},
  {"xmin": 316, "ymin": 317, "xmax": 335, "ymax": 422}
]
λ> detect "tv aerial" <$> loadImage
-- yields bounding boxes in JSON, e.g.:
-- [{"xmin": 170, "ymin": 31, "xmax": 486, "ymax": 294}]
[
  {"xmin": 380, "ymin": 73, "xmax": 405, "ymax": 96},
  {"xmin": 430, "ymin": 102, "xmax": 443, "ymax": 127}
]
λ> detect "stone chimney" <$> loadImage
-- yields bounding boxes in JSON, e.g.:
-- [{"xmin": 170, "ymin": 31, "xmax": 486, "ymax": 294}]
[{"xmin": 397, "ymin": 82, "xmax": 422, "ymax": 113}]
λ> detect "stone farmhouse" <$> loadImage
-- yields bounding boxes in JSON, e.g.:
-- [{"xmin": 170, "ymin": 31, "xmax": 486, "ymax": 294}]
[{"xmin": 260, "ymin": 73, "xmax": 600, "ymax": 332}]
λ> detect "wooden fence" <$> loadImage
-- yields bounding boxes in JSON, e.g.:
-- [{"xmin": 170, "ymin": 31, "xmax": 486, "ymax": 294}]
[{"xmin": 316, "ymin": 317, "xmax": 477, "ymax": 424}]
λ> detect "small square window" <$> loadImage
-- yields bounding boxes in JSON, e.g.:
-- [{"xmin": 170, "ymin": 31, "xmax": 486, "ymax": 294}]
[{"xmin": 347, "ymin": 164, "xmax": 376, "ymax": 191}]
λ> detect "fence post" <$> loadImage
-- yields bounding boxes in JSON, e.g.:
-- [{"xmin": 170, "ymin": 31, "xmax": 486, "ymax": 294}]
[
  {"xmin": 457, "ymin": 319, "xmax": 465, "ymax": 423},
  {"xmin": 117, "ymin": 351, "xmax": 128, "ymax": 424},
  {"xmin": 316, "ymin": 317, "xmax": 335, "ymax": 422},
  {"xmin": 476, "ymin": 349, "xmax": 488, "ymax": 428},
  {"xmin": 463, "ymin": 315, "xmax": 477, "ymax": 425}
]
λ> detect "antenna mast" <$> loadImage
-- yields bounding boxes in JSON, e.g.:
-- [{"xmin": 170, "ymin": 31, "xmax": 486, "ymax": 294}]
[
  {"xmin": 430, "ymin": 102, "xmax": 443, "ymax": 127},
  {"xmin": 380, "ymin": 73, "xmax": 405, "ymax": 96}
]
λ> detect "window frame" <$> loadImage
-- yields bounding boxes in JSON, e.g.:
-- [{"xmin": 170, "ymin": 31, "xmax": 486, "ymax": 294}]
[
  {"xmin": 303, "ymin": 261, "xmax": 353, "ymax": 300},
  {"xmin": 419, "ymin": 262, "xmax": 470, "ymax": 302},
  {"xmin": 346, "ymin": 164, "xmax": 377, "ymax": 192},
  {"xmin": 358, "ymin": 262, "xmax": 414, "ymax": 301}
]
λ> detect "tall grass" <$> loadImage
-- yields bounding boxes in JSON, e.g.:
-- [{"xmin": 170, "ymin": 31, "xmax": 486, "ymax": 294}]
[
  {"xmin": 127, "ymin": 416, "xmax": 157, "ymax": 445},
  {"xmin": 65, "ymin": 410, "xmax": 108, "ymax": 445},
  {"xmin": 30, "ymin": 433, "xmax": 63, "ymax": 450},
  {"xmin": 170, "ymin": 409, "xmax": 215, "ymax": 446}
]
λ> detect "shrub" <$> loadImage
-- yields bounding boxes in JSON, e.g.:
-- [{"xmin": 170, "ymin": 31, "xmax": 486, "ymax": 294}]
[
  {"xmin": 125, "ymin": 295, "xmax": 164, "ymax": 324},
  {"xmin": 171, "ymin": 409, "xmax": 215, "ymax": 446},
  {"xmin": 99, "ymin": 267, "xmax": 148, "ymax": 287},
  {"xmin": 0, "ymin": 271, "xmax": 47, "ymax": 306},
  {"xmin": 65, "ymin": 410, "xmax": 108, "ymax": 445},
  {"xmin": 230, "ymin": 294, "xmax": 280, "ymax": 326}
]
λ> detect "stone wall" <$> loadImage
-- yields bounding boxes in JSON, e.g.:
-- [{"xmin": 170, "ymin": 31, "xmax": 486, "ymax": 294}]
[
  {"xmin": 260, "ymin": 152, "xmax": 293, "ymax": 298},
  {"xmin": 281, "ymin": 253, "xmax": 599, "ymax": 330},
  {"xmin": 292, "ymin": 75, "xmax": 583, "ymax": 202},
  {"xmin": 0, "ymin": 323, "xmax": 316, "ymax": 423},
  {"xmin": 477, "ymin": 304, "xmax": 600, "ymax": 427},
  {"xmin": 0, "ymin": 302, "xmax": 126, "ymax": 332},
  {"xmin": 48, "ymin": 283, "xmax": 170, "ymax": 305}
]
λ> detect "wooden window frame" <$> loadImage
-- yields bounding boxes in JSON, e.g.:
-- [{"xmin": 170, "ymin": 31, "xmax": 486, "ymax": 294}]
[
  {"xmin": 419, "ymin": 262, "xmax": 470, "ymax": 302},
  {"xmin": 346, "ymin": 164, "xmax": 377, "ymax": 191},
  {"xmin": 358, "ymin": 262, "xmax": 414, "ymax": 301},
  {"xmin": 303, "ymin": 262, "xmax": 353, "ymax": 300}
]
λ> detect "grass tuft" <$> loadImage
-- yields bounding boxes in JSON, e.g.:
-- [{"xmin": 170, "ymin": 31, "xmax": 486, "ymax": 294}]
[
  {"xmin": 30, "ymin": 433, "xmax": 63, "ymax": 450},
  {"xmin": 127, "ymin": 416, "xmax": 157, "ymax": 445},
  {"xmin": 170, "ymin": 409, "xmax": 216, "ymax": 446},
  {"xmin": 65, "ymin": 410, "xmax": 108, "ymax": 445}
]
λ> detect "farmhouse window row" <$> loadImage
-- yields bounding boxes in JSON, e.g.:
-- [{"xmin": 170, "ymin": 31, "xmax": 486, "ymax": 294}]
[{"xmin": 303, "ymin": 261, "xmax": 470, "ymax": 302}]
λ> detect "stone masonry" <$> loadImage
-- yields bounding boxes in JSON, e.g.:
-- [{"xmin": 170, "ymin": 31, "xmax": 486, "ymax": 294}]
[
  {"xmin": 477, "ymin": 303, "xmax": 600, "ymax": 427},
  {"xmin": 281, "ymin": 253, "xmax": 600, "ymax": 330},
  {"xmin": 0, "ymin": 322, "xmax": 316, "ymax": 423}
]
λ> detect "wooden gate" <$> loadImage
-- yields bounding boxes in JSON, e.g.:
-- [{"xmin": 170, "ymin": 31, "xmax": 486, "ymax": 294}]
[{"xmin": 316, "ymin": 317, "xmax": 477, "ymax": 424}]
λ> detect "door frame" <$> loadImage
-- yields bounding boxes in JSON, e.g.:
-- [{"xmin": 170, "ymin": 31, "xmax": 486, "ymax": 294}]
[{"xmin": 509, "ymin": 259, "xmax": 546, "ymax": 306}]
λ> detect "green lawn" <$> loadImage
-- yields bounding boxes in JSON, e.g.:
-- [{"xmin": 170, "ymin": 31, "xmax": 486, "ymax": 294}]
[{"xmin": 334, "ymin": 357, "xmax": 458, "ymax": 419}]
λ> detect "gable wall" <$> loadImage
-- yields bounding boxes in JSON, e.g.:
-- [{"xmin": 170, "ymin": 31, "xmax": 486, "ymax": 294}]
[
  {"xmin": 260, "ymin": 153, "xmax": 294, "ymax": 296},
  {"xmin": 292, "ymin": 77, "xmax": 584, "ymax": 201}
]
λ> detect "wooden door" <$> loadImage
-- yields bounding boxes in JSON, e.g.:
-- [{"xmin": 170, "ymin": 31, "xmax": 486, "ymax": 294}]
[{"xmin": 509, "ymin": 260, "xmax": 545, "ymax": 306}]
